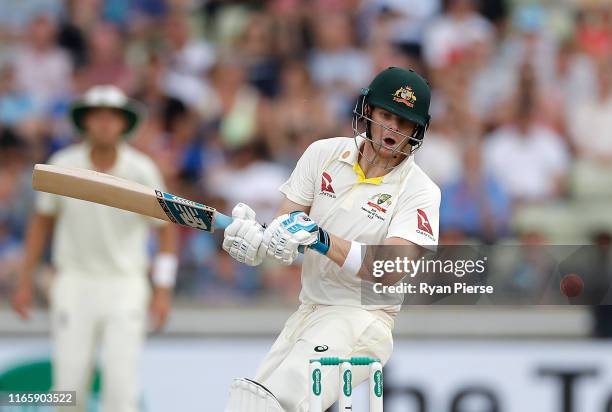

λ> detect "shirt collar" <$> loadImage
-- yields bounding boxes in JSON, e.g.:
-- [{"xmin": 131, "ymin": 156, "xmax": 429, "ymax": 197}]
[
  {"xmin": 338, "ymin": 135, "xmax": 361, "ymax": 165},
  {"xmin": 338, "ymin": 135, "xmax": 415, "ymax": 185},
  {"xmin": 353, "ymin": 161, "xmax": 385, "ymax": 184}
]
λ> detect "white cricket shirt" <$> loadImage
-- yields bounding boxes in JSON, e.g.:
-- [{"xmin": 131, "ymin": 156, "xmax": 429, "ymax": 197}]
[
  {"xmin": 280, "ymin": 137, "xmax": 441, "ymax": 314},
  {"xmin": 36, "ymin": 142, "xmax": 167, "ymax": 278}
]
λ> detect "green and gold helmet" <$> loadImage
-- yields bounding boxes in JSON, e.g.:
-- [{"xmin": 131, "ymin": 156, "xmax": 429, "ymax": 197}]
[{"xmin": 352, "ymin": 67, "xmax": 432, "ymax": 163}]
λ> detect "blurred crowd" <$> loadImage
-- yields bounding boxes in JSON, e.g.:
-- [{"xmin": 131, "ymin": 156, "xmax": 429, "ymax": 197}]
[{"xmin": 1, "ymin": 0, "xmax": 612, "ymax": 304}]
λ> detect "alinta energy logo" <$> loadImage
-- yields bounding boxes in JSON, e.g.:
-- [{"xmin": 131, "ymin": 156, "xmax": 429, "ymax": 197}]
[{"xmin": 320, "ymin": 172, "xmax": 336, "ymax": 198}]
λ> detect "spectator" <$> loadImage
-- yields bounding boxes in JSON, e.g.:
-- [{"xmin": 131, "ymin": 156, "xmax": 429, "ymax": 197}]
[
  {"xmin": 423, "ymin": 0, "xmax": 494, "ymax": 70},
  {"xmin": 439, "ymin": 141, "xmax": 510, "ymax": 242},
  {"xmin": 191, "ymin": 247, "xmax": 263, "ymax": 302},
  {"xmin": 358, "ymin": 0, "xmax": 440, "ymax": 52},
  {"xmin": 567, "ymin": 58, "xmax": 612, "ymax": 198},
  {"xmin": 162, "ymin": 11, "xmax": 216, "ymax": 108},
  {"xmin": 133, "ymin": 53, "xmax": 181, "ymax": 122},
  {"xmin": 13, "ymin": 14, "xmax": 73, "ymax": 115},
  {"xmin": 367, "ymin": 35, "xmax": 424, "ymax": 76},
  {"xmin": 424, "ymin": 1, "xmax": 500, "ymax": 127},
  {"xmin": 0, "ymin": 0, "xmax": 64, "ymax": 41},
  {"xmin": 205, "ymin": 141, "xmax": 288, "ymax": 224},
  {"xmin": 484, "ymin": 67, "xmax": 570, "ymax": 203},
  {"xmin": 0, "ymin": 218, "xmax": 22, "ymax": 296},
  {"xmin": 197, "ymin": 55, "xmax": 265, "ymax": 150},
  {"xmin": 235, "ymin": 12, "xmax": 281, "ymax": 97},
  {"xmin": 558, "ymin": 232, "xmax": 612, "ymax": 306},
  {"xmin": 465, "ymin": 30, "xmax": 515, "ymax": 125},
  {"xmin": 132, "ymin": 53, "xmax": 206, "ymax": 188},
  {"xmin": 0, "ymin": 64, "xmax": 36, "ymax": 128},
  {"xmin": 543, "ymin": 39, "xmax": 597, "ymax": 135},
  {"xmin": 496, "ymin": 4, "xmax": 557, "ymax": 97},
  {"xmin": 416, "ymin": 106, "xmax": 470, "ymax": 189},
  {"xmin": 308, "ymin": 12, "xmax": 372, "ymax": 119},
  {"xmin": 76, "ymin": 22, "xmax": 134, "ymax": 92},
  {"xmin": 569, "ymin": 58, "xmax": 612, "ymax": 165},
  {"xmin": 575, "ymin": 2, "xmax": 612, "ymax": 60},
  {"xmin": 56, "ymin": 0, "xmax": 95, "ymax": 67},
  {"xmin": 262, "ymin": 59, "xmax": 337, "ymax": 164},
  {"xmin": 0, "ymin": 128, "xmax": 33, "ymax": 238},
  {"xmin": 488, "ymin": 231, "xmax": 557, "ymax": 304},
  {"xmin": 589, "ymin": 232, "xmax": 612, "ymax": 338}
]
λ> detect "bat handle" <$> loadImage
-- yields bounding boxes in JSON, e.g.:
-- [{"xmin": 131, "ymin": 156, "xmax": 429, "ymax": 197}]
[{"xmin": 214, "ymin": 213, "xmax": 233, "ymax": 230}]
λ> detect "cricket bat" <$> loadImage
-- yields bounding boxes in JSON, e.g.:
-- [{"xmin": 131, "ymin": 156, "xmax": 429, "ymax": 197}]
[{"xmin": 31, "ymin": 164, "xmax": 232, "ymax": 232}]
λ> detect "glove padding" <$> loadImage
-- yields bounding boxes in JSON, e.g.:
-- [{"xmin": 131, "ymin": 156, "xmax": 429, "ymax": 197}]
[
  {"xmin": 223, "ymin": 203, "xmax": 266, "ymax": 266},
  {"xmin": 263, "ymin": 211, "xmax": 318, "ymax": 265}
]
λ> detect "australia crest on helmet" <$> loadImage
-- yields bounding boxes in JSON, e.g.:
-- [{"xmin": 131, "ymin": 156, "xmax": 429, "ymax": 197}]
[{"xmin": 392, "ymin": 86, "xmax": 417, "ymax": 108}]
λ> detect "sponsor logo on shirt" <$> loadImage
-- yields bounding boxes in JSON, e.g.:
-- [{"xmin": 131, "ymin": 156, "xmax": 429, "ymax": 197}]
[
  {"xmin": 320, "ymin": 172, "xmax": 336, "ymax": 198},
  {"xmin": 362, "ymin": 193, "xmax": 392, "ymax": 221},
  {"xmin": 367, "ymin": 193, "xmax": 392, "ymax": 213},
  {"xmin": 416, "ymin": 208, "xmax": 435, "ymax": 240}
]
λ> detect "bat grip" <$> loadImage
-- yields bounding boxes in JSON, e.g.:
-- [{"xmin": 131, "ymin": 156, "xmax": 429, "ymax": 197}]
[{"xmin": 214, "ymin": 213, "xmax": 233, "ymax": 230}]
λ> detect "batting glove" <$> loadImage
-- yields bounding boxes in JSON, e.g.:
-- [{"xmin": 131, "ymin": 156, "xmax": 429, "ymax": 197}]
[
  {"xmin": 222, "ymin": 203, "xmax": 266, "ymax": 266},
  {"xmin": 263, "ymin": 211, "xmax": 330, "ymax": 265}
]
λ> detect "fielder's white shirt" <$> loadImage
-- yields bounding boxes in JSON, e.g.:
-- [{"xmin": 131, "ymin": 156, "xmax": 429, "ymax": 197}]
[
  {"xmin": 280, "ymin": 137, "xmax": 441, "ymax": 314},
  {"xmin": 36, "ymin": 142, "xmax": 167, "ymax": 278}
]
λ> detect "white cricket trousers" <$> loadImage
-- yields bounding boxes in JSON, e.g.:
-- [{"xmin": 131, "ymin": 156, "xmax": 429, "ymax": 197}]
[
  {"xmin": 255, "ymin": 304, "xmax": 394, "ymax": 412},
  {"xmin": 50, "ymin": 275, "xmax": 150, "ymax": 412}
]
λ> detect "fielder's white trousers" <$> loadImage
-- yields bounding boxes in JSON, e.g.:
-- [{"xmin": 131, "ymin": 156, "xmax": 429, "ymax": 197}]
[
  {"xmin": 50, "ymin": 275, "xmax": 149, "ymax": 412},
  {"xmin": 255, "ymin": 304, "xmax": 394, "ymax": 412}
]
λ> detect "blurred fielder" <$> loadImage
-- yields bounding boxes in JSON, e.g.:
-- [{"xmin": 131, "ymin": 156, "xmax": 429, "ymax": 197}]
[
  {"xmin": 224, "ymin": 67, "xmax": 440, "ymax": 411},
  {"xmin": 12, "ymin": 86, "xmax": 177, "ymax": 412}
]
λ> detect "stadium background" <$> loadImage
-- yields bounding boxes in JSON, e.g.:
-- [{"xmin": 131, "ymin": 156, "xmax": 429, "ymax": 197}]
[{"xmin": 0, "ymin": 0, "xmax": 612, "ymax": 410}]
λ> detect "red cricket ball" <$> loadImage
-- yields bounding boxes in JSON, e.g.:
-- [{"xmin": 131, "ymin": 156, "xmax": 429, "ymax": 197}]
[{"xmin": 560, "ymin": 274, "xmax": 584, "ymax": 298}]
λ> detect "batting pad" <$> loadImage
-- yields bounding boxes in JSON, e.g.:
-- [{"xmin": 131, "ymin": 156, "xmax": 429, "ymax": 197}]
[{"xmin": 225, "ymin": 378, "xmax": 285, "ymax": 412}]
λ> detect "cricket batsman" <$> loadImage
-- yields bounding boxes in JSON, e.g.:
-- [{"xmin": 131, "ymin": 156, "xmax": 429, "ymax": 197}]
[
  {"xmin": 12, "ymin": 86, "xmax": 177, "ymax": 412},
  {"xmin": 223, "ymin": 67, "xmax": 440, "ymax": 411}
]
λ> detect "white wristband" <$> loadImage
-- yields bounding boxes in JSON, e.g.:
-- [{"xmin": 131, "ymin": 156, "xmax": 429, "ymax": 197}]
[
  {"xmin": 341, "ymin": 241, "xmax": 364, "ymax": 276},
  {"xmin": 152, "ymin": 253, "xmax": 178, "ymax": 288}
]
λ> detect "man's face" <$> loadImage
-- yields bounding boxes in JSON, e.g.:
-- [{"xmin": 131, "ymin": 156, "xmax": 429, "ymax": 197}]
[
  {"xmin": 368, "ymin": 106, "xmax": 417, "ymax": 159},
  {"xmin": 83, "ymin": 108, "xmax": 127, "ymax": 146}
]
